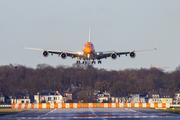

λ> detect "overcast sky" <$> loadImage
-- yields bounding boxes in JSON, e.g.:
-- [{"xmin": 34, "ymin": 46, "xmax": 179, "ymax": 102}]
[{"xmin": 0, "ymin": 0, "xmax": 180, "ymax": 72}]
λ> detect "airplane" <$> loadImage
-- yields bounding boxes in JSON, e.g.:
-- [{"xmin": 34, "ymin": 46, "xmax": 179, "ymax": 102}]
[{"xmin": 23, "ymin": 27, "xmax": 156, "ymax": 64}]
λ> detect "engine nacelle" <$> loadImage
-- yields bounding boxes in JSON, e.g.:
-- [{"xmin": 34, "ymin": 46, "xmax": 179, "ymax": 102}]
[
  {"xmin": 129, "ymin": 52, "xmax": 136, "ymax": 58},
  {"xmin": 43, "ymin": 51, "xmax": 49, "ymax": 57},
  {"xmin": 110, "ymin": 53, "xmax": 117, "ymax": 60},
  {"xmin": 61, "ymin": 53, "xmax": 67, "ymax": 59}
]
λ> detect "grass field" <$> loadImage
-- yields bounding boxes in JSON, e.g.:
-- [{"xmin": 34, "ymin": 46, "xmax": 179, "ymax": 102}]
[
  {"xmin": 160, "ymin": 108, "xmax": 180, "ymax": 114},
  {"xmin": 0, "ymin": 107, "xmax": 11, "ymax": 109},
  {"xmin": 0, "ymin": 108, "xmax": 24, "ymax": 116}
]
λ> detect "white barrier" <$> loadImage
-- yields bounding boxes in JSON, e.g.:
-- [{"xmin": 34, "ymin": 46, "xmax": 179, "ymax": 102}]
[{"xmin": 0, "ymin": 105, "xmax": 12, "ymax": 107}]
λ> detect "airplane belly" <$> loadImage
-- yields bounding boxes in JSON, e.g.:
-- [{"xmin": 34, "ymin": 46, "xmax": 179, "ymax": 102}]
[{"xmin": 83, "ymin": 53, "xmax": 96, "ymax": 60}]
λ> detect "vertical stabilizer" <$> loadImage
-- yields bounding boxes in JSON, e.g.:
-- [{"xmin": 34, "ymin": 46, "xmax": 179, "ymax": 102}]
[{"xmin": 89, "ymin": 26, "xmax": 91, "ymax": 42}]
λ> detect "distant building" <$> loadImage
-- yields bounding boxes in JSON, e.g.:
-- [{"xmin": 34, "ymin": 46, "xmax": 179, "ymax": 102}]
[
  {"xmin": 128, "ymin": 94, "xmax": 147, "ymax": 103},
  {"xmin": 111, "ymin": 94, "xmax": 147, "ymax": 103},
  {"xmin": 34, "ymin": 90, "xmax": 72, "ymax": 103},
  {"xmin": 111, "ymin": 96, "xmax": 120, "ymax": 103},
  {"xmin": 93, "ymin": 90, "xmax": 100, "ymax": 96},
  {"xmin": 159, "ymin": 92, "xmax": 172, "ymax": 104},
  {"xmin": 0, "ymin": 95, "xmax": 5, "ymax": 104},
  {"xmin": 129, "ymin": 94, "xmax": 141, "ymax": 103},
  {"xmin": 146, "ymin": 91, "xmax": 161, "ymax": 103},
  {"xmin": 139, "ymin": 94, "xmax": 148, "ymax": 103},
  {"xmin": 111, "ymin": 91, "xmax": 172, "ymax": 104},
  {"xmin": 65, "ymin": 92, "xmax": 72, "ymax": 101},
  {"xmin": 6, "ymin": 93, "xmax": 30, "ymax": 104},
  {"xmin": 174, "ymin": 90, "xmax": 180, "ymax": 104},
  {"xmin": 111, "ymin": 96, "xmax": 128, "ymax": 103},
  {"xmin": 94, "ymin": 91, "xmax": 110, "ymax": 103}
]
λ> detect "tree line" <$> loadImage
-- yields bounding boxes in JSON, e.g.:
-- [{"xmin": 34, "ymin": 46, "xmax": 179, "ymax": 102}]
[{"xmin": 0, "ymin": 63, "xmax": 180, "ymax": 100}]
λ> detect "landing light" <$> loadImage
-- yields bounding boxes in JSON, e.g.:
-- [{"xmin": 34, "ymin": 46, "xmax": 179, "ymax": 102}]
[
  {"xmin": 97, "ymin": 53, "xmax": 99, "ymax": 55},
  {"xmin": 78, "ymin": 52, "xmax": 82, "ymax": 55},
  {"xmin": 87, "ymin": 54, "xmax": 90, "ymax": 58}
]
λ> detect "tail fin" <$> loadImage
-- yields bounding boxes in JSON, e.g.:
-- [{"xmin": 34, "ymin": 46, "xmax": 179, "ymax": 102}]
[{"xmin": 89, "ymin": 26, "xmax": 91, "ymax": 42}]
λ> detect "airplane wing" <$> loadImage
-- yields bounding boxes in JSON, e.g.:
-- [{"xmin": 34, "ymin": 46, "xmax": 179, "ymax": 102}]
[
  {"xmin": 23, "ymin": 47, "xmax": 156, "ymax": 61},
  {"xmin": 23, "ymin": 47, "xmax": 84, "ymax": 59},
  {"xmin": 95, "ymin": 48, "xmax": 157, "ymax": 60}
]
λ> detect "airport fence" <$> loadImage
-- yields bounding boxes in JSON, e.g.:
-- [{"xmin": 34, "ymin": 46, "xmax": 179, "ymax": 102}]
[{"xmin": 11, "ymin": 103, "xmax": 170, "ymax": 109}]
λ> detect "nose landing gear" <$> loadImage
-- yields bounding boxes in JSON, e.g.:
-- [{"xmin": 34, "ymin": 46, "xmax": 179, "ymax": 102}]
[{"xmin": 83, "ymin": 61, "xmax": 87, "ymax": 64}]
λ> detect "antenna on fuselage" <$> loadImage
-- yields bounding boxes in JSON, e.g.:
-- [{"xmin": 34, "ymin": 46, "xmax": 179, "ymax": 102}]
[{"xmin": 89, "ymin": 26, "xmax": 91, "ymax": 42}]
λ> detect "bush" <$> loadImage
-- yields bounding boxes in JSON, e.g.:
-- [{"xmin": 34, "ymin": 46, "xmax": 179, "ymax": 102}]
[
  {"xmin": 40, "ymin": 100, "xmax": 46, "ymax": 103},
  {"xmin": 0, "ymin": 101, "xmax": 4, "ymax": 104}
]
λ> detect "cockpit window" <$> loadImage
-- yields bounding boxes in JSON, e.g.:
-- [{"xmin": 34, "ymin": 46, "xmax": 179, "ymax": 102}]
[{"xmin": 86, "ymin": 43, "xmax": 91, "ymax": 46}]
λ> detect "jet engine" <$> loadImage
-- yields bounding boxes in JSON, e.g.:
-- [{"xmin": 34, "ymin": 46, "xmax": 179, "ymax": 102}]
[
  {"xmin": 129, "ymin": 52, "xmax": 136, "ymax": 58},
  {"xmin": 110, "ymin": 53, "xmax": 117, "ymax": 60},
  {"xmin": 61, "ymin": 53, "xmax": 67, "ymax": 59},
  {"xmin": 43, "ymin": 51, "xmax": 49, "ymax": 57}
]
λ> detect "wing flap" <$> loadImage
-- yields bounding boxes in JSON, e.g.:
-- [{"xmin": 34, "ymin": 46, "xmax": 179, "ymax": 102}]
[{"xmin": 23, "ymin": 47, "xmax": 45, "ymax": 51}]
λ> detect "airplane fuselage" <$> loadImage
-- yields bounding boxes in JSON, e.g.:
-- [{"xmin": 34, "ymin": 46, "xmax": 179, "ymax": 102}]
[{"xmin": 83, "ymin": 42, "xmax": 95, "ymax": 59}]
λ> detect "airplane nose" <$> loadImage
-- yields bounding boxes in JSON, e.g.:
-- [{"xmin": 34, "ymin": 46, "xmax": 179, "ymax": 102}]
[{"xmin": 85, "ymin": 47, "xmax": 92, "ymax": 54}]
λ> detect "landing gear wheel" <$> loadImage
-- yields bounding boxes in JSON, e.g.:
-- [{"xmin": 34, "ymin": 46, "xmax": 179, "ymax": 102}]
[
  {"xmin": 76, "ymin": 61, "xmax": 80, "ymax": 64},
  {"xmin": 83, "ymin": 61, "xmax": 87, "ymax": 64},
  {"xmin": 92, "ymin": 61, "xmax": 96, "ymax": 64},
  {"xmin": 98, "ymin": 61, "xmax": 102, "ymax": 64}
]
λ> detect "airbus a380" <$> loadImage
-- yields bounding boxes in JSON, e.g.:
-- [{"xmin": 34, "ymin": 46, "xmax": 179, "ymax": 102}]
[{"xmin": 24, "ymin": 28, "xmax": 156, "ymax": 64}]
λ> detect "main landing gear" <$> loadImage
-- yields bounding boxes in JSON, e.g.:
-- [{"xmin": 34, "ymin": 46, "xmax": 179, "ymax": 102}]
[
  {"xmin": 76, "ymin": 60, "xmax": 87, "ymax": 64},
  {"xmin": 76, "ymin": 60, "xmax": 102, "ymax": 64},
  {"xmin": 76, "ymin": 60, "xmax": 80, "ymax": 64},
  {"xmin": 98, "ymin": 61, "xmax": 102, "ymax": 64}
]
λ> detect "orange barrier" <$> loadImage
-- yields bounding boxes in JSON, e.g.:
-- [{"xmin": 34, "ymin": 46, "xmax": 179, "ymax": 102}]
[
  {"xmin": 39, "ymin": 103, "xmax": 42, "ymax": 109},
  {"xmin": 24, "ymin": 103, "xmax": 28, "ymax": 109},
  {"xmin": 162, "ymin": 103, "xmax": 166, "ymax": 108},
  {"xmin": 46, "ymin": 103, "xmax": 50, "ymax": 108},
  {"xmin": 62, "ymin": 103, "xmax": 66, "ymax": 108},
  {"xmin": 30, "ymin": 103, "xmax": 34, "ymax": 109},
  {"xmin": 146, "ymin": 103, "xmax": 150, "ymax": 107},
  {"xmin": 18, "ymin": 103, "xmax": 22, "ymax": 109},
  {"xmin": 123, "ymin": 103, "xmax": 127, "ymax": 107},
  {"xmin": 92, "ymin": 103, "xmax": 96, "ymax": 108},
  {"xmin": 154, "ymin": 103, "xmax": 158, "ymax": 108},
  {"xmin": 11, "ymin": 103, "xmax": 170, "ymax": 109},
  {"xmin": 11, "ymin": 103, "xmax": 15, "ymax": 109},
  {"xmin": 77, "ymin": 103, "xmax": 81, "ymax": 108},
  {"xmin": 139, "ymin": 103, "xmax": 142, "ymax": 107},
  {"xmin": 116, "ymin": 103, "xmax": 120, "ymax": 107},
  {"xmin": 131, "ymin": 103, "xmax": 135, "ymax": 107},
  {"xmin": 69, "ymin": 103, "xmax": 73, "ymax": 108},
  {"xmin": 108, "ymin": 103, "xmax": 112, "ymax": 108},
  {"xmin": 100, "ymin": 103, "xmax": 104, "ymax": 108},
  {"xmin": 54, "ymin": 103, "xmax": 58, "ymax": 108}
]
